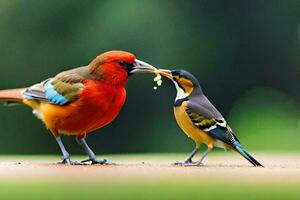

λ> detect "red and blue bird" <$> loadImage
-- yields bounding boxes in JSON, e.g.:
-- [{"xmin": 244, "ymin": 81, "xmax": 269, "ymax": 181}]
[{"xmin": 0, "ymin": 50, "xmax": 155, "ymax": 164}]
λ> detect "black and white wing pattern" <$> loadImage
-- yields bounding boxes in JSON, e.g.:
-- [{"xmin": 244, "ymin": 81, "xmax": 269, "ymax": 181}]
[{"xmin": 186, "ymin": 95, "xmax": 240, "ymax": 146}]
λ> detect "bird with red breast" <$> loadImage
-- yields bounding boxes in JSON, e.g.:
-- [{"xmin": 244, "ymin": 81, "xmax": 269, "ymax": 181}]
[{"xmin": 0, "ymin": 50, "xmax": 156, "ymax": 164}]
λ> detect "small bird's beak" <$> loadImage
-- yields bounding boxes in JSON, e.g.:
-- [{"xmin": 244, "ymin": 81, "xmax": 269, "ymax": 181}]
[
  {"xmin": 130, "ymin": 59, "xmax": 157, "ymax": 74},
  {"xmin": 157, "ymin": 69, "xmax": 173, "ymax": 79}
]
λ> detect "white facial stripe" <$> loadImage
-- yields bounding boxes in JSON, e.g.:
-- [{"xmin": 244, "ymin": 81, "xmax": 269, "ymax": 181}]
[{"xmin": 173, "ymin": 80, "xmax": 189, "ymax": 100}]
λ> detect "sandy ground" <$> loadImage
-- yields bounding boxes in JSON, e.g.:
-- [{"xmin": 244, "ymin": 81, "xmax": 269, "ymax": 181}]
[{"xmin": 0, "ymin": 153, "xmax": 300, "ymax": 183}]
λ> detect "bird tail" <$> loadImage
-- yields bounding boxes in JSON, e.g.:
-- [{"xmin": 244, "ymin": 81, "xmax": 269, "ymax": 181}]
[
  {"xmin": 0, "ymin": 89, "xmax": 24, "ymax": 104},
  {"xmin": 234, "ymin": 143, "xmax": 263, "ymax": 167}
]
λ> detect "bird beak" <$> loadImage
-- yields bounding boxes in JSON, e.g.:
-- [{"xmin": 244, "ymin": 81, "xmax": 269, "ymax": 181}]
[
  {"xmin": 157, "ymin": 69, "xmax": 173, "ymax": 79},
  {"xmin": 130, "ymin": 59, "xmax": 157, "ymax": 74}
]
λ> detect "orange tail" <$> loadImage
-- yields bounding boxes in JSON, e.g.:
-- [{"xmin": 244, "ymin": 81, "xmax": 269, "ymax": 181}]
[{"xmin": 0, "ymin": 88, "xmax": 24, "ymax": 102}]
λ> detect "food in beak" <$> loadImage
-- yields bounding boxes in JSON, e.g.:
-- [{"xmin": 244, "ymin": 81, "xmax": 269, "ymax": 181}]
[
  {"xmin": 131, "ymin": 59, "xmax": 163, "ymax": 89},
  {"xmin": 131, "ymin": 61, "xmax": 171, "ymax": 90},
  {"xmin": 156, "ymin": 69, "xmax": 172, "ymax": 79},
  {"xmin": 152, "ymin": 69, "xmax": 175, "ymax": 90},
  {"xmin": 153, "ymin": 73, "xmax": 162, "ymax": 87}
]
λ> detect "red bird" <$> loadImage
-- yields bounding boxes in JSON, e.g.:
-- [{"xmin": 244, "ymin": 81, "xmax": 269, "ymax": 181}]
[{"xmin": 0, "ymin": 50, "xmax": 155, "ymax": 164}]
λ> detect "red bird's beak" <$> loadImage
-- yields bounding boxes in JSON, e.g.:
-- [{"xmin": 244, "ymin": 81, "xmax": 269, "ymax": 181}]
[{"xmin": 130, "ymin": 59, "xmax": 157, "ymax": 74}]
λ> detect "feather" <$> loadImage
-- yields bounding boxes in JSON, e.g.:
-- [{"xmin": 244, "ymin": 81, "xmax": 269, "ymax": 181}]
[
  {"xmin": 22, "ymin": 66, "xmax": 88, "ymax": 105},
  {"xmin": 186, "ymin": 97, "xmax": 240, "ymax": 146},
  {"xmin": 235, "ymin": 144, "xmax": 263, "ymax": 167},
  {"xmin": 44, "ymin": 80, "xmax": 69, "ymax": 104},
  {"xmin": 208, "ymin": 127, "xmax": 237, "ymax": 146},
  {"xmin": 187, "ymin": 94, "xmax": 223, "ymax": 120}
]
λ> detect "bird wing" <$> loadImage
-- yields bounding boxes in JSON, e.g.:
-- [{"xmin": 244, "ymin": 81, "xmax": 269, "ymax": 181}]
[
  {"xmin": 186, "ymin": 95, "xmax": 240, "ymax": 145},
  {"xmin": 22, "ymin": 66, "xmax": 91, "ymax": 105},
  {"xmin": 187, "ymin": 95, "xmax": 223, "ymax": 120}
]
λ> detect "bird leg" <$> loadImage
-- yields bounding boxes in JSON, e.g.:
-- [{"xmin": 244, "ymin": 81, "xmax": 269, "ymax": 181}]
[
  {"xmin": 56, "ymin": 136, "xmax": 78, "ymax": 165},
  {"xmin": 76, "ymin": 138, "xmax": 110, "ymax": 165},
  {"xmin": 174, "ymin": 147, "xmax": 199, "ymax": 166},
  {"xmin": 189, "ymin": 148, "xmax": 212, "ymax": 166}
]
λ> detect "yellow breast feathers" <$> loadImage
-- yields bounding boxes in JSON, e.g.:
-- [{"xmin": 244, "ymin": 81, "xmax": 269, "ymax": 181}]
[{"xmin": 174, "ymin": 101, "xmax": 215, "ymax": 147}]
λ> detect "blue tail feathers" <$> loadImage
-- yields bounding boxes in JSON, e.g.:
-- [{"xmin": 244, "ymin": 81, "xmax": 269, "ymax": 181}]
[{"xmin": 234, "ymin": 143, "xmax": 263, "ymax": 167}]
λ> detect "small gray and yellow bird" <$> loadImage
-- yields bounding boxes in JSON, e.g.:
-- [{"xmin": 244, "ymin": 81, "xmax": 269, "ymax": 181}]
[{"xmin": 158, "ymin": 69, "xmax": 263, "ymax": 167}]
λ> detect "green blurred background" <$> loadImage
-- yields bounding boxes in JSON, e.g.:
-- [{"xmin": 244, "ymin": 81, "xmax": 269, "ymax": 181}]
[{"xmin": 0, "ymin": 0, "xmax": 299, "ymax": 155}]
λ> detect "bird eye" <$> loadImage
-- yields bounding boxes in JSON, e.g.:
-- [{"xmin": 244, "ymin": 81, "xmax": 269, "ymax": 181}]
[{"xmin": 118, "ymin": 60, "xmax": 126, "ymax": 66}]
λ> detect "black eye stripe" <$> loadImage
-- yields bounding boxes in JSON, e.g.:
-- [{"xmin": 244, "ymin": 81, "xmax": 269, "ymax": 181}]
[
  {"xmin": 118, "ymin": 60, "xmax": 134, "ymax": 75},
  {"xmin": 118, "ymin": 60, "xmax": 134, "ymax": 68},
  {"xmin": 127, "ymin": 63, "xmax": 134, "ymax": 68},
  {"xmin": 174, "ymin": 78, "xmax": 186, "ymax": 92},
  {"xmin": 118, "ymin": 60, "xmax": 126, "ymax": 66}
]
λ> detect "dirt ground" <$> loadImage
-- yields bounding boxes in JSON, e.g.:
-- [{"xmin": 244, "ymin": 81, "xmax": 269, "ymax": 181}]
[{"xmin": 0, "ymin": 153, "xmax": 300, "ymax": 183}]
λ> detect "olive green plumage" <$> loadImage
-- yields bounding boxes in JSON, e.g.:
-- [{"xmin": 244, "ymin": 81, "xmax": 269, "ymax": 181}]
[
  {"xmin": 185, "ymin": 108, "xmax": 216, "ymax": 130},
  {"xmin": 52, "ymin": 81, "xmax": 83, "ymax": 101}
]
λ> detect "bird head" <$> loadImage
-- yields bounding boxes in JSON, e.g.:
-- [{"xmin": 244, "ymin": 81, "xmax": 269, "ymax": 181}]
[
  {"xmin": 88, "ymin": 50, "xmax": 156, "ymax": 86},
  {"xmin": 158, "ymin": 69, "xmax": 201, "ymax": 98}
]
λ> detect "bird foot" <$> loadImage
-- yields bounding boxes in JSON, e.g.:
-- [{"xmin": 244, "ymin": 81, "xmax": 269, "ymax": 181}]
[
  {"xmin": 173, "ymin": 161, "xmax": 204, "ymax": 167},
  {"xmin": 58, "ymin": 158, "xmax": 79, "ymax": 165},
  {"xmin": 81, "ymin": 158, "xmax": 115, "ymax": 165}
]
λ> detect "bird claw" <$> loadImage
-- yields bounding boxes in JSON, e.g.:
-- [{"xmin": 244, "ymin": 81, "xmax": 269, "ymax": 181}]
[
  {"xmin": 58, "ymin": 158, "xmax": 79, "ymax": 165},
  {"xmin": 81, "ymin": 158, "xmax": 115, "ymax": 165},
  {"xmin": 173, "ymin": 161, "xmax": 204, "ymax": 167}
]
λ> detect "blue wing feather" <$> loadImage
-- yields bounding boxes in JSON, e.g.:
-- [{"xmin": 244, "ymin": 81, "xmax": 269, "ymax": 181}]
[
  {"xmin": 44, "ymin": 80, "xmax": 69, "ymax": 105},
  {"xmin": 208, "ymin": 127, "xmax": 237, "ymax": 146}
]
